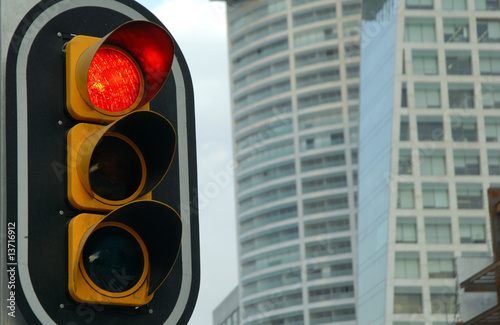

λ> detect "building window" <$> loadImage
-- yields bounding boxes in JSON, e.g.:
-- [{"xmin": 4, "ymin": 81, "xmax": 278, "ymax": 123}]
[
  {"xmin": 395, "ymin": 252, "xmax": 420, "ymax": 278},
  {"xmin": 422, "ymin": 183, "xmax": 449, "ymax": 209},
  {"xmin": 457, "ymin": 183, "xmax": 483, "ymax": 209},
  {"xmin": 480, "ymin": 51, "xmax": 500, "ymax": 75},
  {"xmin": 294, "ymin": 27, "xmax": 337, "ymax": 47},
  {"xmin": 398, "ymin": 183, "xmax": 415, "ymax": 209},
  {"xmin": 459, "ymin": 217, "xmax": 486, "ymax": 243},
  {"xmin": 451, "ymin": 116, "xmax": 477, "ymax": 142},
  {"xmin": 347, "ymin": 85, "xmax": 359, "ymax": 100},
  {"xmin": 485, "ymin": 116, "xmax": 500, "ymax": 141},
  {"xmin": 417, "ymin": 116, "xmax": 443, "ymax": 141},
  {"xmin": 394, "ymin": 287, "xmax": 422, "ymax": 314},
  {"xmin": 412, "ymin": 50, "xmax": 438, "ymax": 75},
  {"xmin": 425, "ymin": 217, "xmax": 452, "ymax": 243},
  {"xmin": 400, "ymin": 116, "xmax": 410, "ymax": 141},
  {"xmin": 342, "ymin": 1, "xmax": 362, "ymax": 16},
  {"xmin": 475, "ymin": 0, "xmax": 500, "ymax": 10},
  {"xmin": 343, "ymin": 20, "xmax": 360, "ymax": 37},
  {"xmin": 346, "ymin": 63, "xmax": 359, "ymax": 79},
  {"xmin": 448, "ymin": 83, "xmax": 474, "ymax": 108},
  {"xmin": 454, "ymin": 150, "xmax": 480, "ymax": 175},
  {"xmin": 446, "ymin": 51, "xmax": 472, "ymax": 74},
  {"xmin": 401, "ymin": 83, "xmax": 408, "ymax": 107},
  {"xmin": 396, "ymin": 217, "xmax": 417, "ymax": 243},
  {"xmin": 481, "ymin": 84, "xmax": 500, "ymax": 108},
  {"xmin": 415, "ymin": 83, "xmax": 441, "ymax": 108},
  {"xmin": 404, "ymin": 18, "xmax": 436, "ymax": 42},
  {"xmin": 399, "ymin": 149, "xmax": 412, "ymax": 175},
  {"xmin": 293, "ymin": 6, "xmax": 336, "ymax": 26},
  {"xmin": 295, "ymin": 47, "xmax": 339, "ymax": 68},
  {"xmin": 344, "ymin": 42, "xmax": 360, "ymax": 58},
  {"xmin": 442, "ymin": 0, "xmax": 467, "ymax": 9},
  {"xmin": 428, "ymin": 252, "xmax": 455, "ymax": 278},
  {"xmin": 477, "ymin": 19, "xmax": 500, "ymax": 42},
  {"xmin": 488, "ymin": 150, "xmax": 500, "ymax": 175},
  {"xmin": 309, "ymin": 283, "xmax": 355, "ymax": 302},
  {"xmin": 430, "ymin": 287, "xmax": 456, "ymax": 314},
  {"xmin": 420, "ymin": 149, "xmax": 446, "ymax": 175},
  {"xmin": 443, "ymin": 18, "xmax": 469, "ymax": 42},
  {"xmin": 406, "ymin": 0, "xmax": 433, "ymax": 9}
]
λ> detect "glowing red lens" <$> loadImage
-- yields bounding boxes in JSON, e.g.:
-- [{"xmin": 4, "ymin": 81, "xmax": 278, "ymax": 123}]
[{"xmin": 87, "ymin": 48, "xmax": 141, "ymax": 112}]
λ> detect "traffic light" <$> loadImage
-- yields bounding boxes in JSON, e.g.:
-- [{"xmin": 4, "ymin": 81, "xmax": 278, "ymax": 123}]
[
  {"xmin": 65, "ymin": 20, "xmax": 182, "ymax": 306},
  {"xmin": 5, "ymin": 2, "xmax": 199, "ymax": 324}
]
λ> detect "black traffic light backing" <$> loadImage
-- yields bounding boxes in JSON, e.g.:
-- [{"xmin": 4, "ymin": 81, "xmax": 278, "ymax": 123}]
[{"xmin": 4, "ymin": 1, "xmax": 199, "ymax": 324}]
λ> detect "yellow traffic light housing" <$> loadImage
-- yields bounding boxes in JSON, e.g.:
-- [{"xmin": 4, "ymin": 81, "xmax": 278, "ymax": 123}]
[
  {"xmin": 65, "ymin": 20, "xmax": 174, "ymax": 122},
  {"xmin": 65, "ymin": 20, "xmax": 183, "ymax": 309},
  {"xmin": 67, "ymin": 111, "xmax": 176, "ymax": 212},
  {"xmin": 68, "ymin": 201, "xmax": 182, "ymax": 306}
]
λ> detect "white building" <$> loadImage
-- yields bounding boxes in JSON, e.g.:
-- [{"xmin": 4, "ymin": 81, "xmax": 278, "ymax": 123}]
[
  {"xmin": 358, "ymin": 0, "xmax": 499, "ymax": 324},
  {"xmin": 213, "ymin": 0, "xmax": 361, "ymax": 324}
]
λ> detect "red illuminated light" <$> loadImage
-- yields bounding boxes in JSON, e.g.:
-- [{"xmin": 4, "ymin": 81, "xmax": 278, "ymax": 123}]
[{"xmin": 87, "ymin": 48, "xmax": 141, "ymax": 113}]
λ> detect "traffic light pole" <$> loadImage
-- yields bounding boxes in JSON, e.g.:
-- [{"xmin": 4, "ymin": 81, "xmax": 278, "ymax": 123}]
[{"xmin": 1, "ymin": 2, "xmax": 39, "ymax": 324}]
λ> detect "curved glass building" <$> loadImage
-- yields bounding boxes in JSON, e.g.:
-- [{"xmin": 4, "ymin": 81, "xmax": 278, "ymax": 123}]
[{"xmin": 215, "ymin": 0, "xmax": 361, "ymax": 324}]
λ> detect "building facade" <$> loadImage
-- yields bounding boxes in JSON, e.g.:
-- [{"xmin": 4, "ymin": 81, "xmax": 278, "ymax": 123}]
[
  {"xmin": 358, "ymin": 0, "xmax": 500, "ymax": 324},
  {"xmin": 216, "ymin": 0, "xmax": 362, "ymax": 324}
]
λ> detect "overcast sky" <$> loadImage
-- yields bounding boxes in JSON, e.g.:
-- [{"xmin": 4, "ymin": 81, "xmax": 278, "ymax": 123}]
[{"xmin": 135, "ymin": 0, "xmax": 238, "ymax": 324}]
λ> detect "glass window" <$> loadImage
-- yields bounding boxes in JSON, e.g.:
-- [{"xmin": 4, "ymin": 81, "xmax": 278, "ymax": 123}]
[
  {"xmin": 342, "ymin": 1, "xmax": 362, "ymax": 16},
  {"xmin": 451, "ymin": 116, "xmax": 477, "ymax": 141},
  {"xmin": 396, "ymin": 217, "xmax": 417, "ymax": 243},
  {"xmin": 296, "ymin": 68, "xmax": 340, "ymax": 88},
  {"xmin": 402, "ymin": 83, "xmax": 408, "ymax": 107},
  {"xmin": 442, "ymin": 0, "xmax": 467, "ymax": 9},
  {"xmin": 398, "ymin": 183, "xmax": 415, "ymax": 209},
  {"xmin": 294, "ymin": 27, "xmax": 337, "ymax": 47},
  {"xmin": 428, "ymin": 252, "xmax": 455, "ymax": 278},
  {"xmin": 400, "ymin": 116, "xmax": 410, "ymax": 141},
  {"xmin": 344, "ymin": 42, "xmax": 360, "ymax": 58},
  {"xmin": 295, "ymin": 47, "xmax": 339, "ymax": 68},
  {"xmin": 305, "ymin": 215, "xmax": 349, "ymax": 236},
  {"xmin": 406, "ymin": 0, "xmax": 433, "ymax": 9},
  {"xmin": 475, "ymin": 0, "xmax": 500, "ymax": 10},
  {"xmin": 293, "ymin": 6, "xmax": 336, "ymax": 26},
  {"xmin": 420, "ymin": 149, "xmax": 446, "ymax": 175},
  {"xmin": 415, "ymin": 83, "xmax": 441, "ymax": 108},
  {"xmin": 485, "ymin": 116, "xmax": 500, "ymax": 141},
  {"xmin": 348, "ymin": 85, "xmax": 359, "ymax": 100},
  {"xmin": 309, "ymin": 283, "xmax": 354, "ymax": 302},
  {"xmin": 425, "ymin": 217, "xmax": 452, "ymax": 243},
  {"xmin": 301, "ymin": 151, "xmax": 345, "ymax": 172},
  {"xmin": 422, "ymin": 183, "xmax": 449, "ymax": 209},
  {"xmin": 395, "ymin": 252, "xmax": 420, "ymax": 278},
  {"xmin": 417, "ymin": 116, "xmax": 443, "ymax": 141},
  {"xmin": 448, "ymin": 83, "xmax": 474, "ymax": 108},
  {"xmin": 446, "ymin": 51, "xmax": 472, "ymax": 74},
  {"xmin": 481, "ymin": 84, "xmax": 500, "ymax": 108},
  {"xmin": 394, "ymin": 287, "xmax": 422, "ymax": 314},
  {"xmin": 477, "ymin": 19, "xmax": 500, "ymax": 42},
  {"xmin": 405, "ymin": 18, "xmax": 436, "ymax": 42},
  {"xmin": 443, "ymin": 18, "xmax": 469, "ymax": 42},
  {"xmin": 343, "ymin": 20, "xmax": 360, "ymax": 37},
  {"xmin": 459, "ymin": 217, "xmax": 486, "ymax": 243},
  {"xmin": 346, "ymin": 63, "xmax": 359, "ymax": 79},
  {"xmin": 430, "ymin": 287, "xmax": 456, "ymax": 314},
  {"xmin": 454, "ymin": 150, "xmax": 480, "ymax": 175},
  {"xmin": 456, "ymin": 183, "xmax": 483, "ymax": 209},
  {"xmin": 488, "ymin": 150, "xmax": 500, "ymax": 175},
  {"xmin": 399, "ymin": 149, "xmax": 412, "ymax": 175},
  {"xmin": 480, "ymin": 51, "xmax": 500, "ymax": 75},
  {"xmin": 412, "ymin": 50, "xmax": 438, "ymax": 75}
]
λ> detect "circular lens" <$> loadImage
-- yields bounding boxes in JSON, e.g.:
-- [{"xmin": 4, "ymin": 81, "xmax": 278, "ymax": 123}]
[
  {"xmin": 89, "ymin": 135, "xmax": 143, "ymax": 201},
  {"xmin": 82, "ymin": 226, "xmax": 145, "ymax": 293},
  {"xmin": 88, "ymin": 48, "xmax": 141, "ymax": 113}
]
